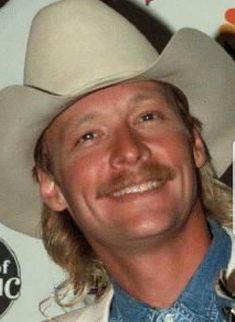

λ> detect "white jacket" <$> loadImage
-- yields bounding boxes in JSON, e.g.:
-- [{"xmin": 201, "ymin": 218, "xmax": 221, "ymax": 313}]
[
  {"xmin": 42, "ymin": 289, "xmax": 113, "ymax": 322},
  {"xmin": 42, "ymin": 229, "xmax": 235, "ymax": 322}
]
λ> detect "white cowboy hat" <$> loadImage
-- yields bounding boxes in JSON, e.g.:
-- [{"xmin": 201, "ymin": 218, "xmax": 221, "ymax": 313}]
[{"xmin": 0, "ymin": 0, "xmax": 234, "ymax": 237}]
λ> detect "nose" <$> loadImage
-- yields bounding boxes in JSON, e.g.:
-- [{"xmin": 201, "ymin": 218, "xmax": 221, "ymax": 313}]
[{"xmin": 109, "ymin": 127, "xmax": 151, "ymax": 170}]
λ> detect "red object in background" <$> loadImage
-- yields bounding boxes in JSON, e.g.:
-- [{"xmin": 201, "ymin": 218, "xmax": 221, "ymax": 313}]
[
  {"xmin": 218, "ymin": 8, "xmax": 235, "ymax": 61},
  {"xmin": 225, "ymin": 8, "xmax": 235, "ymax": 25}
]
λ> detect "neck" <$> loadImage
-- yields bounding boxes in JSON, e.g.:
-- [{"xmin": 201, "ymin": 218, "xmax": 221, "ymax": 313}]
[{"xmin": 92, "ymin": 201, "xmax": 211, "ymax": 308}]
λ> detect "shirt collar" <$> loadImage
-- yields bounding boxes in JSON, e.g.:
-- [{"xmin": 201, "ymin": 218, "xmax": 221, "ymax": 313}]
[
  {"xmin": 110, "ymin": 219, "xmax": 231, "ymax": 321},
  {"xmin": 178, "ymin": 219, "xmax": 231, "ymax": 317}
]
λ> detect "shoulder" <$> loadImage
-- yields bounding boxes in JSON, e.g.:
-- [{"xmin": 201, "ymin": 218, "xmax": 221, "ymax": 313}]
[
  {"xmin": 40, "ymin": 287, "xmax": 114, "ymax": 322},
  {"xmin": 215, "ymin": 226, "xmax": 235, "ymax": 298},
  {"xmin": 223, "ymin": 226, "xmax": 235, "ymax": 275},
  {"xmin": 41, "ymin": 309, "xmax": 82, "ymax": 322}
]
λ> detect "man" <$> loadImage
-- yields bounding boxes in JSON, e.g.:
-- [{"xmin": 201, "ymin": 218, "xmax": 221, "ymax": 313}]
[{"xmin": 0, "ymin": 0, "xmax": 234, "ymax": 321}]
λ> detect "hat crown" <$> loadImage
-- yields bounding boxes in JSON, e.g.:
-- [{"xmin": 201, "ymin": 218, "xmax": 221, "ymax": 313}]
[{"xmin": 24, "ymin": 0, "xmax": 157, "ymax": 95}]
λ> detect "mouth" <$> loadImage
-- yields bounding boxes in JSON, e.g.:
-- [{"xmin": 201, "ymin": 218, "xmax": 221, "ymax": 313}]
[
  {"xmin": 97, "ymin": 163, "xmax": 175, "ymax": 200},
  {"xmin": 110, "ymin": 179, "xmax": 164, "ymax": 198}
]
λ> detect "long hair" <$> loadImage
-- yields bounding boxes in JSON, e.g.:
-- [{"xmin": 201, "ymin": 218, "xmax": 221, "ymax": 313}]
[{"xmin": 33, "ymin": 83, "xmax": 232, "ymax": 311}]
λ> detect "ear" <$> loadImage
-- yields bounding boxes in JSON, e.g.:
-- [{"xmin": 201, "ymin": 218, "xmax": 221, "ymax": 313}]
[
  {"xmin": 36, "ymin": 169, "xmax": 68, "ymax": 212},
  {"xmin": 192, "ymin": 128, "xmax": 206, "ymax": 169}
]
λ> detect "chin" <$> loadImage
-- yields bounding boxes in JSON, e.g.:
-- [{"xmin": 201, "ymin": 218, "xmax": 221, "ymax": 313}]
[{"xmin": 121, "ymin": 213, "xmax": 183, "ymax": 241}]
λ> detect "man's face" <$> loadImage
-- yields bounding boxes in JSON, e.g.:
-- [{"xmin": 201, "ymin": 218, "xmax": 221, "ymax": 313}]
[{"xmin": 39, "ymin": 81, "xmax": 205, "ymax": 250}]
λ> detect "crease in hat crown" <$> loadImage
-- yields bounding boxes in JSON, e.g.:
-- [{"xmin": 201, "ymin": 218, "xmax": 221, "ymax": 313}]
[{"xmin": 24, "ymin": 0, "xmax": 158, "ymax": 96}]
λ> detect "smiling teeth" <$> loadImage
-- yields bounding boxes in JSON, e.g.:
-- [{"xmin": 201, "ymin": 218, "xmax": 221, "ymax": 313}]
[{"xmin": 112, "ymin": 180, "xmax": 161, "ymax": 197}]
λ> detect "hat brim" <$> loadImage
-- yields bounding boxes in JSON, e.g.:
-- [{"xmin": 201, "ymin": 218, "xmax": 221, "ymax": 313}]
[{"xmin": 0, "ymin": 28, "xmax": 234, "ymax": 237}]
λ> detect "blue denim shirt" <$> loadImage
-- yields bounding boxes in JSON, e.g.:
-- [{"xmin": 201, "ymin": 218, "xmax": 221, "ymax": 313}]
[{"xmin": 109, "ymin": 220, "xmax": 232, "ymax": 321}]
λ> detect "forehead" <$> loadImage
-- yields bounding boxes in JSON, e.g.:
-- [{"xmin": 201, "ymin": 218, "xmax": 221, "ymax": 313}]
[
  {"xmin": 48, "ymin": 80, "xmax": 176, "ymax": 129},
  {"xmin": 77, "ymin": 80, "xmax": 172, "ymax": 107}
]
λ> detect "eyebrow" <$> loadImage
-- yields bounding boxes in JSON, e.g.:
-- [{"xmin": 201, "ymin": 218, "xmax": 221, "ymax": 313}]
[
  {"xmin": 60, "ymin": 112, "xmax": 99, "ymax": 141},
  {"xmin": 76, "ymin": 112, "xmax": 98, "ymax": 127},
  {"xmin": 127, "ymin": 88, "xmax": 169, "ymax": 107},
  {"xmin": 62, "ymin": 87, "xmax": 170, "ymax": 137}
]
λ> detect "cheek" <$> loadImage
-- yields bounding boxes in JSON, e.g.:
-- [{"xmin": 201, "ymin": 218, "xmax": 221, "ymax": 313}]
[
  {"xmin": 58, "ymin": 152, "xmax": 108, "ymax": 205},
  {"xmin": 170, "ymin": 140, "xmax": 194, "ymax": 166},
  {"xmin": 167, "ymin": 134, "xmax": 197, "ymax": 181},
  {"xmin": 170, "ymin": 136, "xmax": 199, "ymax": 210},
  {"xmin": 151, "ymin": 131, "xmax": 198, "ymax": 195},
  {"xmin": 150, "ymin": 128, "xmax": 194, "ymax": 166}
]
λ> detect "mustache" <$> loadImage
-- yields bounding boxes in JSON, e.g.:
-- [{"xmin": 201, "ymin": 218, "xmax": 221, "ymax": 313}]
[{"xmin": 96, "ymin": 162, "xmax": 176, "ymax": 199}]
